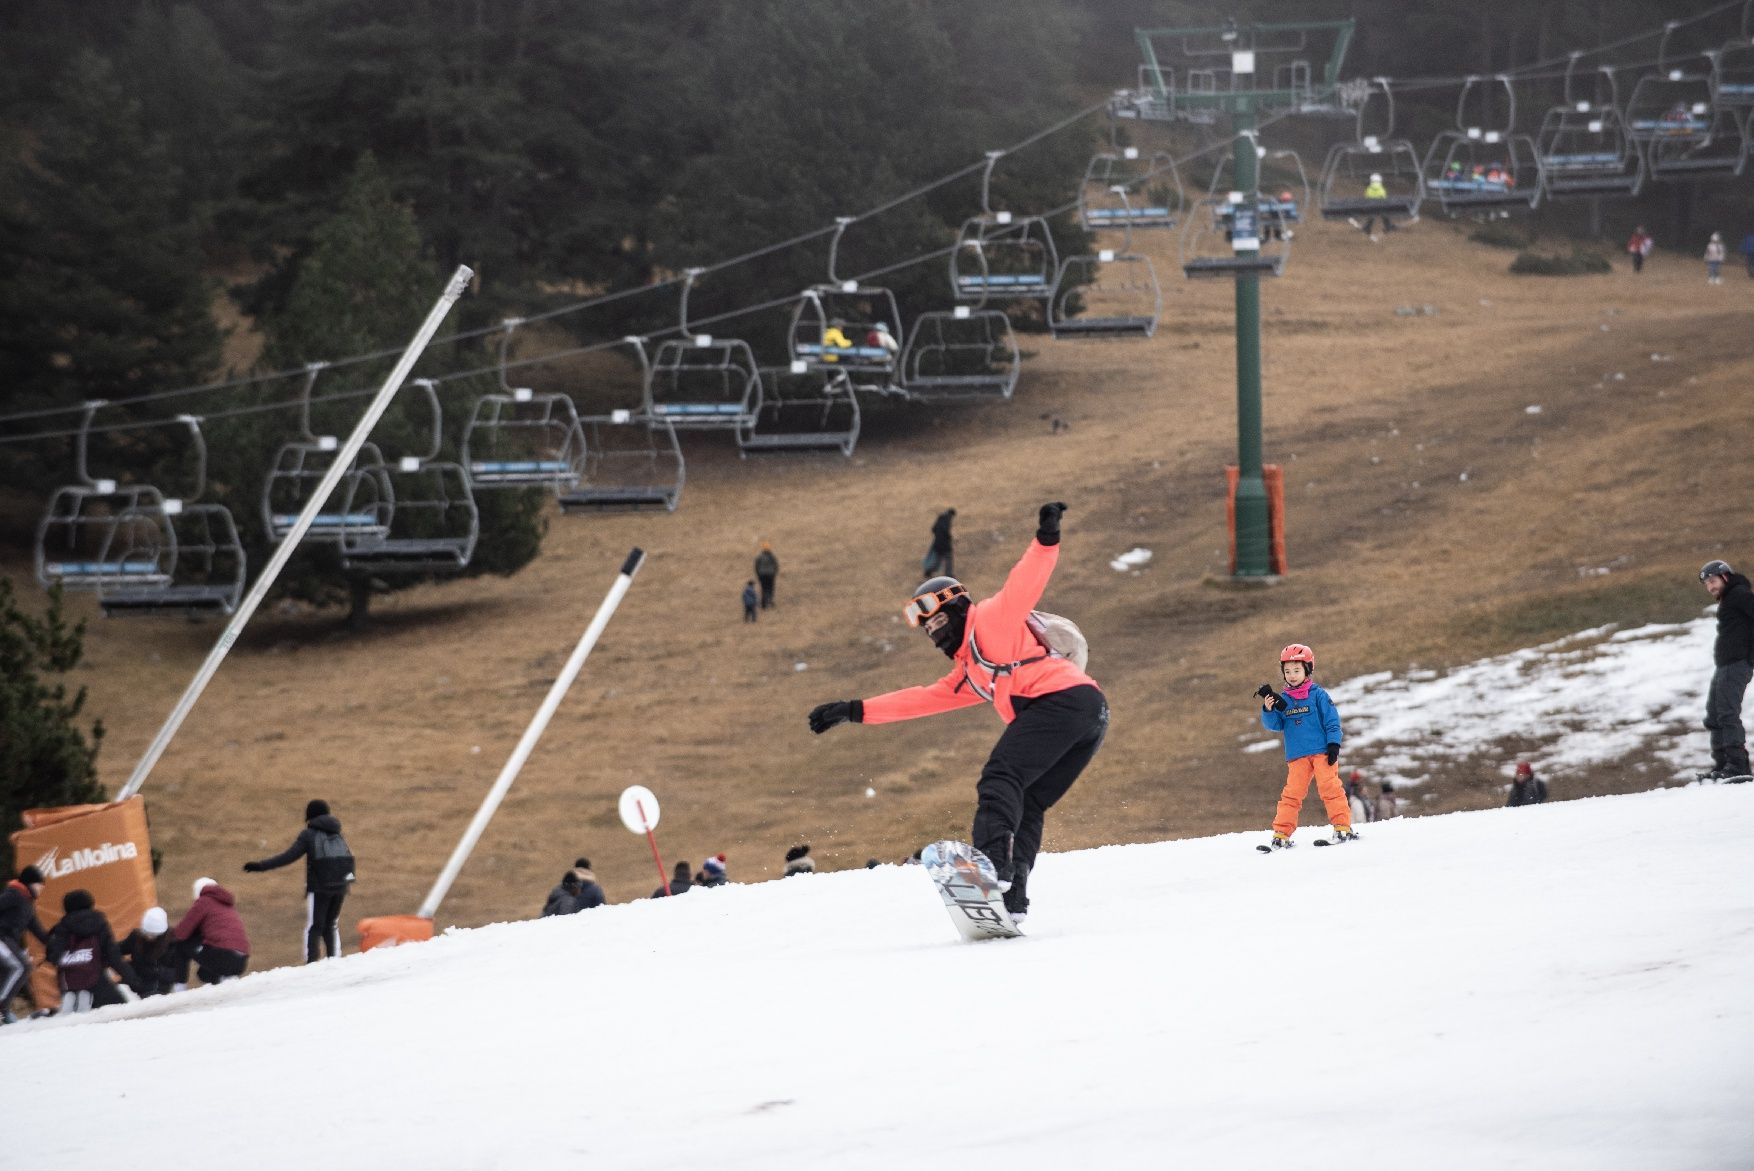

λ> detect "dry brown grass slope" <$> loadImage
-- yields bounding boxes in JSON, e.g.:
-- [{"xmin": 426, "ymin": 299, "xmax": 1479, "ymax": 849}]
[{"xmin": 9, "ymin": 217, "xmax": 1750, "ymax": 969}]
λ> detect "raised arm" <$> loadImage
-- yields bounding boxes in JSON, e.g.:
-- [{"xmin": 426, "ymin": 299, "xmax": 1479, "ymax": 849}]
[{"xmin": 983, "ymin": 503, "xmax": 1068, "ymax": 634}]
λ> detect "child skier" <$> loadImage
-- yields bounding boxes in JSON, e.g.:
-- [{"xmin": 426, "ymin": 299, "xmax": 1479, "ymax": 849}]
[{"xmin": 1256, "ymin": 643, "xmax": 1354, "ymax": 850}]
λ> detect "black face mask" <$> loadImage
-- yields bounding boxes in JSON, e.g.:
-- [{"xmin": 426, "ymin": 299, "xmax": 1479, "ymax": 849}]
[{"xmin": 927, "ymin": 601, "xmax": 968, "ymax": 657}]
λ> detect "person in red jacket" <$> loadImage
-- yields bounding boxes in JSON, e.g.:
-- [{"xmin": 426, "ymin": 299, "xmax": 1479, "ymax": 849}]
[
  {"xmin": 808, "ymin": 502, "xmax": 1108, "ymax": 921},
  {"xmin": 170, "ymin": 877, "xmax": 251, "ymax": 988}
]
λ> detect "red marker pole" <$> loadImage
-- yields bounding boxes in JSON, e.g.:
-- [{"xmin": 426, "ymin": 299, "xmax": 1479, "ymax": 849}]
[{"xmin": 637, "ymin": 798, "xmax": 669, "ymax": 896}]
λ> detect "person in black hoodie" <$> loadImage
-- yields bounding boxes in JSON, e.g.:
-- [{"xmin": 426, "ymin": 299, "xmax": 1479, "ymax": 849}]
[
  {"xmin": 242, "ymin": 799, "xmax": 356, "ymax": 961},
  {"xmin": 1700, "ymin": 561, "xmax": 1754, "ymax": 781},
  {"xmin": 45, "ymin": 889, "xmax": 137, "ymax": 1014},
  {"xmin": 570, "ymin": 859, "xmax": 606, "ymax": 910},
  {"xmin": 653, "ymin": 861, "xmax": 692, "ymax": 898},
  {"xmin": 118, "ymin": 907, "xmax": 177, "ymax": 997},
  {"xmin": 0, "ymin": 865, "xmax": 50, "ymax": 1024},
  {"xmin": 542, "ymin": 871, "xmax": 583, "ymax": 917}
]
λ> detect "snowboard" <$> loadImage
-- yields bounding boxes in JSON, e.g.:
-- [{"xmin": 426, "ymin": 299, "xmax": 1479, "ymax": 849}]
[{"xmin": 920, "ymin": 840, "xmax": 1023, "ymax": 942}]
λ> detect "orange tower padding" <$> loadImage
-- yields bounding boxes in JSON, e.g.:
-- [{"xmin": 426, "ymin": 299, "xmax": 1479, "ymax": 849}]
[
  {"xmin": 1225, "ymin": 464, "xmax": 1288, "ymax": 576},
  {"xmin": 357, "ymin": 914, "xmax": 435, "ymax": 951},
  {"xmin": 11, "ymin": 797, "xmax": 158, "ymax": 1010}
]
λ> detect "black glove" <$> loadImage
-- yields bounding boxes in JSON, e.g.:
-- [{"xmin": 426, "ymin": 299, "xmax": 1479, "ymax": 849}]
[
  {"xmin": 1036, "ymin": 501, "xmax": 1067, "ymax": 546},
  {"xmin": 1254, "ymin": 684, "xmax": 1275, "ymax": 699},
  {"xmin": 242, "ymin": 861, "xmax": 264, "ymax": 873},
  {"xmin": 808, "ymin": 700, "xmax": 863, "ymax": 735},
  {"xmin": 1325, "ymin": 743, "xmax": 1340, "ymax": 767}
]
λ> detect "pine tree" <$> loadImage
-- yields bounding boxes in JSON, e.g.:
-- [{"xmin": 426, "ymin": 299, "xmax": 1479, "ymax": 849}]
[
  {"xmin": 0, "ymin": 49, "xmax": 222, "ymax": 491},
  {"xmin": 0, "ymin": 580, "xmax": 105, "ymax": 877},
  {"xmin": 227, "ymin": 153, "xmax": 545, "ymax": 628}
]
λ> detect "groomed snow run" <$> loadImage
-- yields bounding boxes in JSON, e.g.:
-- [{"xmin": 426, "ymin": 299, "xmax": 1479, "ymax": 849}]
[{"xmin": 7, "ymin": 784, "xmax": 1753, "ymax": 1170}]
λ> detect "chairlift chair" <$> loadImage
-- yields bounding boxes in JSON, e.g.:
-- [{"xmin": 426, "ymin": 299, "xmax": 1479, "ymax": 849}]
[
  {"xmin": 787, "ymin": 218, "xmax": 905, "ymax": 382},
  {"xmin": 462, "ymin": 322, "xmax": 589, "ymax": 488},
  {"xmin": 337, "ymin": 380, "xmax": 479, "ymax": 574},
  {"xmin": 1421, "ymin": 76, "xmax": 1544, "ymax": 215},
  {"xmin": 1180, "ymin": 195, "xmax": 1289, "ymax": 278},
  {"xmin": 1318, "ymin": 83, "xmax": 1425, "ymax": 222},
  {"xmin": 1050, "ymin": 190, "xmax": 1162, "ymax": 339},
  {"xmin": 1711, "ymin": 41, "xmax": 1754, "ymax": 111},
  {"xmin": 98, "ymin": 501, "xmax": 245, "ymax": 619},
  {"xmin": 738, "ymin": 367, "xmax": 861, "ymax": 457},
  {"xmin": 898, "ymin": 305, "xmax": 1021, "ymax": 403},
  {"xmin": 261, "ymin": 364, "xmax": 393, "ymax": 541},
  {"xmin": 950, "ymin": 151, "xmax": 1059, "ymax": 301},
  {"xmin": 1536, "ymin": 106, "xmax": 1646, "ymax": 198},
  {"xmin": 644, "ymin": 270, "xmax": 764, "ymax": 429},
  {"xmin": 1079, "ymin": 146, "xmax": 1186, "ymax": 230},
  {"xmin": 35, "ymin": 403, "xmax": 174, "ymax": 593},
  {"xmin": 1626, "ymin": 68, "xmax": 1748, "ymax": 179},
  {"xmin": 558, "ymin": 411, "xmax": 686, "ymax": 513}
]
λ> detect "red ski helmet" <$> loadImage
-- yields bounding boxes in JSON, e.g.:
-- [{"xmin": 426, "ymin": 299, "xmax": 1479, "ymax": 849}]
[{"xmin": 1280, "ymin": 643, "xmax": 1314, "ymax": 665}]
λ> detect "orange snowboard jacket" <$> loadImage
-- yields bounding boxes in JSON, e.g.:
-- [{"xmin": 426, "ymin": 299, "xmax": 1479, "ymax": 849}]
[{"xmin": 861, "ymin": 538, "xmax": 1098, "ymax": 726}]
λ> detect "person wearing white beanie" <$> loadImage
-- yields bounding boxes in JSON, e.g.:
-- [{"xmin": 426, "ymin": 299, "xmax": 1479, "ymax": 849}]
[{"xmin": 120, "ymin": 906, "xmax": 177, "ymax": 998}]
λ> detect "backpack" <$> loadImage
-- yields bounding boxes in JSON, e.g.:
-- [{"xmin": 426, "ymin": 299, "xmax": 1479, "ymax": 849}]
[
  {"xmin": 967, "ymin": 610, "xmax": 1090, "ymax": 697},
  {"xmin": 57, "ymin": 932, "xmax": 102, "ymax": 992},
  {"xmin": 310, "ymin": 828, "xmax": 357, "ymax": 894},
  {"xmin": 1026, "ymin": 611, "xmax": 1089, "ymax": 671}
]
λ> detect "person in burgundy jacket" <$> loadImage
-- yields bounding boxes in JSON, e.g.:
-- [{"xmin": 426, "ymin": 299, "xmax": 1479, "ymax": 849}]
[
  {"xmin": 809, "ymin": 502, "xmax": 1108, "ymax": 921},
  {"xmin": 170, "ymin": 877, "xmax": 251, "ymax": 987}
]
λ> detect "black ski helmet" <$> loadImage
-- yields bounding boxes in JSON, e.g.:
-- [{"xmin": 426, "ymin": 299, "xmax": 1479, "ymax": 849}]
[
  {"xmin": 1700, "ymin": 560, "xmax": 1734, "ymax": 582},
  {"xmin": 905, "ymin": 576, "xmax": 970, "ymax": 656}
]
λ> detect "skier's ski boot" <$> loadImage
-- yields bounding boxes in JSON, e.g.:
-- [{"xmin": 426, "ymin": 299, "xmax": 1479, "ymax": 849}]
[
  {"xmin": 1315, "ymin": 827, "xmax": 1359, "ymax": 847},
  {"xmin": 1256, "ymin": 833, "xmax": 1293, "ymax": 853}
]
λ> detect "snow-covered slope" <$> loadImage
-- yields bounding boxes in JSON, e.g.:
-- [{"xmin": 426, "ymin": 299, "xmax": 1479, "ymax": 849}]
[{"xmin": 8, "ymin": 784, "xmax": 1752, "ymax": 1171}]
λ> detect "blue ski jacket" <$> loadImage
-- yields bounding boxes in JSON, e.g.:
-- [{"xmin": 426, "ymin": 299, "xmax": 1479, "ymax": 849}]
[{"xmin": 1261, "ymin": 683, "xmax": 1343, "ymax": 761}]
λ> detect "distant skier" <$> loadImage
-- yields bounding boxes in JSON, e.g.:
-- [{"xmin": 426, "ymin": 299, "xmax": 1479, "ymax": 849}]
[
  {"xmin": 242, "ymin": 799, "xmax": 356, "ymax": 962},
  {"xmin": 808, "ymin": 502, "xmax": 1108, "ymax": 922},
  {"xmin": 1699, "ymin": 560, "xmax": 1754, "ymax": 781},
  {"xmin": 1256, "ymin": 643, "xmax": 1354, "ymax": 850}
]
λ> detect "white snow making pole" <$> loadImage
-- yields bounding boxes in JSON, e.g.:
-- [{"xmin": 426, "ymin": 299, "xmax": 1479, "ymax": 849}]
[
  {"xmin": 416, "ymin": 547, "xmax": 647, "ymax": 920},
  {"xmin": 116, "ymin": 266, "xmax": 474, "ymax": 801}
]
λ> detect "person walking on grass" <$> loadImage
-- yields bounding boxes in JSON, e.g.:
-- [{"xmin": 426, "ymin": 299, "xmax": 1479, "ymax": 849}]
[
  {"xmin": 1705, "ymin": 233, "xmax": 1726, "ymax": 285},
  {"xmin": 1627, "ymin": 225, "xmax": 1653, "ymax": 273},
  {"xmin": 1256, "ymin": 643, "xmax": 1354, "ymax": 851},
  {"xmin": 926, "ymin": 508, "xmax": 956, "ymax": 577},
  {"xmin": 809, "ymin": 503, "xmax": 1107, "ymax": 923},
  {"xmin": 242, "ymin": 799, "xmax": 356, "ymax": 962},
  {"xmin": 755, "ymin": 543, "xmax": 779, "ymax": 609},
  {"xmin": 742, "ymin": 580, "xmax": 759, "ymax": 623},
  {"xmin": 1699, "ymin": 560, "xmax": 1754, "ymax": 782}
]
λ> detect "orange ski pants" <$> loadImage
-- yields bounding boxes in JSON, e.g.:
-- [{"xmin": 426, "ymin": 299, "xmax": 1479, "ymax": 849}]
[{"xmin": 1273, "ymin": 753, "xmax": 1352, "ymax": 838}]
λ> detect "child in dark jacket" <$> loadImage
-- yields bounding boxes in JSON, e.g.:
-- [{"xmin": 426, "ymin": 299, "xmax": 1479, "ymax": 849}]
[
  {"xmin": 119, "ymin": 906, "xmax": 177, "ymax": 997},
  {"xmin": 1257, "ymin": 643, "xmax": 1354, "ymax": 850},
  {"xmin": 45, "ymin": 890, "xmax": 138, "ymax": 1013}
]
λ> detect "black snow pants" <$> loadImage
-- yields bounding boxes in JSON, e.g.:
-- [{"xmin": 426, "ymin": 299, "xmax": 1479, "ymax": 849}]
[
  {"xmin": 305, "ymin": 890, "xmax": 346, "ymax": 962},
  {"xmin": 971, "ymin": 685, "xmax": 1109, "ymax": 914},
  {"xmin": 1706, "ymin": 660, "xmax": 1753, "ymax": 773}
]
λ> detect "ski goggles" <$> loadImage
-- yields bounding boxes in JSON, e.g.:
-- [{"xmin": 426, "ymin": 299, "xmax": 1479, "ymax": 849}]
[{"xmin": 902, "ymin": 583, "xmax": 968, "ymax": 627}]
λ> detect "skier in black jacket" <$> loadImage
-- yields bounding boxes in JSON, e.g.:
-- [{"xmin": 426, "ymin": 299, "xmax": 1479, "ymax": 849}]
[
  {"xmin": 242, "ymin": 799, "xmax": 355, "ymax": 961},
  {"xmin": 118, "ymin": 907, "xmax": 177, "ymax": 997},
  {"xmin": 45, "ymin": 889, "xmax": 137, "ymax": 1014},
  {"xmin": 1700, "ymin": 561, "xmax": 1754, "ymax": 781},
  {"xmin": 0, "ymin": 865, "xmax": 50, "ymax": 1024}
]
